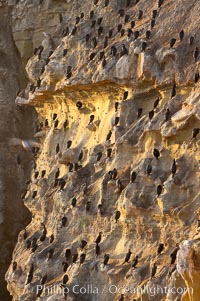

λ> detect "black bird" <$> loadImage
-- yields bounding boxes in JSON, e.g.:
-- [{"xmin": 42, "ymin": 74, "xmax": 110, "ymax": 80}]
[
  {"xmin": 103, "ymin": 254, "xmax": 110, "ymax": 267},
  {"xmin": 118, "ymin": 9, "xmax": 125, "ymax": 17},
  {"xmin": 149, "ymin": 110, "xmax": 154, "ymax": 121},
  {"xmin": 101, "ymin": 57, "xmax": 107, "ymax": 69},
  {"xmin": 104, "ymin": 36, "xmax": 108, "ymax": 48},
  {"xmin": 157, "ymin": 243, "xmax": 164, "ymax": 254},
  {"xmin": 76, "ymin": 101, "xmax": 83, "ymax": 109},
  {"xmin": 62, "ymin": 262, "xmax": 69, "ymax": 272},
  {"xmin": 158, "ymin": 0, "xmax": 164, "ymax": 8},
  {"xmin": 104, "ymin": 0, "xmax": 109, "ymax": 7},
  {"xmin": 66, "ymin": 66, "xmax": 72, "ymax": 79},
  {"xmin": 80, "ymin": 12, "xmax": 84, "ymax": 18},
  {"xmin": 94, "ymin": 0, "xmax": 98, "ymax": 5},
  {"xmin": 56, "ymin": 143, "xmax": 60, "ymax": 154},
  {"xmin": 165, "ymin": 108, "xmax": 171, "ymax": 121},
  {"xmin": 130, "ymin": 171, "xmax": 137, "ymax": 183},
  {"xmin": 171, "ymin": 159, "xmax": 177, "ymax": 178},
  {"xmin": 108, "ymin": 29, "xmax": 113, "ymax": 38},
  {"xmin": 117, "ymin": 179, "xmax": 124, "ymax": 192},
  {"xmin": 123, "ymin": 91, "xmax": 129, "ymax": 100},
  {"xmin": 138, "ymin": 10, "xmax": 143, "ymax": 20},
  {"xmin": 80, "ymin": 240, "xmax": 87, "ymax": 250},
  {"xmin": 71, "ymin": 26, "xmax": 77, "ymax": 36},
  {"xmin": 72, "ymin": 253, "xmax": 78, "ymax": 263},
  {"xmin": 53, "ymin": 113, "xmax": 57, "ymax": 121},
  {"xmin": 79, "ymin": 253, "xmax": 86, "ymax": 266},
  {"xmin": 26, "ymin": 270, "xmax": 34, "ymax": 285},
  {"xmin": 127, "ymin": 28, "xmax": 133, "ymax": 38},
  {"xmin": 63, "ymin": 119, "xmax": 68, "ymax": 129},
  {"xmin": 71, "ymin": 197, "xmax": 77, "ymax": 207},
  {"xmin": 147, "ymin": 164, "xmax": 152, "ymax": 175},
  {"xmin": 131, "ymin": 21, "xmax": 135, "ymax": 28},
  {"xmin": 99, "ymin": 51, "xmax": 105, "ymax": 61},
  {"xmin": 152, "ymin": 10, "xmax": 157, "ymax": 18},
  {"xmin": 54, "ymin": 119, "xmax": 59, "ymax": 129},
  {"xmin": 41, "ymin": 272, "xmax": 47, "ymax": 285},
  {"xmin": 85, "ymin": 34, "xmax": 90, "ymax": 43},
  {"xmin": 179, "ymin": 30, "xmax": 184, "ymax": 41},
  {"xmin": 67, "ymin": 140, "xmax": 72, "ymax": 148},
  {"xmin": 132, "ymin": 255, "xmax": 138, "ymax": 268},
  {"xmin": 142, "ymin": 42, "xmax": 147, "ymax": 52},
  {"xmin": 112, "ymin": 168, "xmax": 117, "ymax": 180},
  {"xmin": 154, "ymin": 98, "xmax": 160, "ymax": 108},
  {"xmin": 194, "ymin": 47, "xmax": 199, "ymax": 62},
  {"xmin": 117, "ymin": 24, "xmax": 122, "ymax": 32},
  {"xmin": 90, "ymin": 10, "xmax": 94, "ymax": 19},
  {"xmin": 98, "ymin": 204, "xmax": 103, "ymax": 216},
  {"xmin": 171, "ymin": 83, "xmax": 176, "ymax": 98},
  {"xmin": 59, "ymin": 13, "xmax": 63, "ymax": 23},
  {"xmin": 63, "ymin": 274, "xmax": 69, "ymax": 284},
  {"xmin": 111, "ymin": 46, "xmax": 117, "ymax": 57},
  {"xmin": 170, "ymin": 38, "xmax": 176, "ymax": 48},
  {"xmin": 120, "ymin": 29, "xmax": 125, "ymax": 37},
  {"xmin": 107, "ymin": 148, "xmax": 112, "ymax": 158},
  {"xmin": 98, "ymin": 26, "xmax": 104, "ymax": 37},
  {"xmin": 153, "ymin": 148, "xmax": 160, "ymax": 160},
  {"xmin": 63, "ymin": 48, "xmax": 68, "ymax": 57},
  {"xmin": 75, "ymin": 16, "xmax": 80, "ymax": 24},
  {"xmin": 90, "ymin": 52, "xmax": 96, "ymax": 60},
  {"xmin": 23, "ymin": 229, "xmax": 28, "ymax": 240},
  {"xmin": 12, "ymin": 261, "xmax": 17, "ymax": 272},
  {"xmin": 96, "ymin": 244, "xmax": 100, "ymax": 256},
  {"xmin": 97, "ymin": 17, "xmax": 103, "ymax": 26},
  {"xmin": 115, "ymin": 210, "xmax": 121, "ymax": 223},
  {"xmin": 189, "ymin": 36, "xmax": 194, "ymax": 46},
  {"xmin": 49, "ymin": 234, "xmax": 54, "ymax": 243},
  {"xmin": 61, "ymin": 216, "xmax": 67, "ymax": 227},
  {"xmin": 78, "ymin": 150, "xmax": 83, "ymax": 161},
  {"xmin": 59, "ymin": 178, "xmax": 66, "ymax": 190},
  {"xmin": 137, "ymin": 108, "xmax": 143, "ymax": 118},
  {"xmin": 65, "ymin": 249, "xmax": 71, "ymax": 260},
  {"xmin": 44, "ymin": 119, "xmax": 49, "ymax": 127},
  {"xmin": 195, "ymin": 72, "xmax": 199, "ymax": 83},
  {"xmin": 47, "ymin": 248, "xmax": 54, "ymax": 260},
  {"xmin": 26, "ymin": 240, "xmax": 31, "ymax": 249},
  {"xmin": 91, "ymin": 20, "xmax": 96, "ymax": 28},
  {"xmin": 92, "ymin": 37, "xmax": 97, "ymax": 48},
  {"xmin": 123, "ymin": 249, "xmax": 132, "ymax": 264},
  {"xmin": 124, "ymin": 15, "xmax": 130, "ymax": 23},
  {"xmin": 85, "ymin": 201, "xmax": 91, "ymax": 212},
  {"xmin": 95, "ymin": 232, "xmax": 102, "ymax": 244},
  {"xmin": 96, "ymin": 152, "xmax": 102, "ymax": 162},
  {"xmin": 146, "ymin": 30, "xmax": 151, "ymax": 39},
  {"xmin": 157, "ymin": 184, "xmax": 163, "ymax": 196},
  {"xmin": 151, "ymin": 19, "xmax": 156, "ymax": 29},
  {"xmin": 68, "ymin": 163, "xmax": 73, "ymax": 172},
  {"xmin": 40, "ymin": 232, "xmax": 46, "ymax": 242},
  {"xmin": 134, "ymin": 30, "xmax": 139, "ymax": 39},
  {"xmin": 170, "ymin": 245, "xmax": 179, "ymax": 264},
  {"xmin": 151, "ymin": 262, "xmax": 157, "ymax": 278},
  {"xmin": 106, "ymin": 130, "xmax": 112, "ymax": 141},
  {"xmin": 114, "ymin": 116, "xmax": 120, "ymax": 126},
  {"xmin": 55, "ymin": 168, "xmax": 60, "ymax": 179},
  {"xmin": 120, "ymin": 44, "xmax": 128, "ymax": 57},
  {"xmin": 62, "ymin": 26, "xmax": 69, "ymax": 37},
  {"xmin": 32, "ymin": 190, "xmax": 37, "ymax": 199},
  {"xmin": 34, "ymin": 171, "xmax": 39, "ymax": 179},
  {"xmin": 192, "ymin": 128, "xmax": 199, "ymax": 139},
  {"xmin": 115, "ymin": 102, "xmax": 119, "ymax": 112}
]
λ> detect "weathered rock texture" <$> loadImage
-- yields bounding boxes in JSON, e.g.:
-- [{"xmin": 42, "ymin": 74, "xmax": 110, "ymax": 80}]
[{"xmin": 3, "ymin": 0, "xmax": 200, "ymax": 300}]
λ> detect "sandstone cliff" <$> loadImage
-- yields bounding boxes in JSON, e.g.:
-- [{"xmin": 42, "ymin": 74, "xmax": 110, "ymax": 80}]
[{"xmin": 2, "ymin": 0, "xmax": 200, "ymax": 300}]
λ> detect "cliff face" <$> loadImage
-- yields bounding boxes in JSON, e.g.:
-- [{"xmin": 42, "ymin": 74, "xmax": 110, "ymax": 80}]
[{"xmin": 3, "ymin": 0, "xmax": 200, "ymax": 300}]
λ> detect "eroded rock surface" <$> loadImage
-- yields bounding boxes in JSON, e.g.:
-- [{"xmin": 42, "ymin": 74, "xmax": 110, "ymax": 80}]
[{"xmin": 2, "ymin": 0, "xmax": 200, "ymax": 300}]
